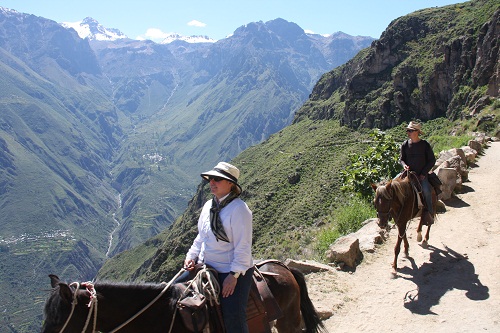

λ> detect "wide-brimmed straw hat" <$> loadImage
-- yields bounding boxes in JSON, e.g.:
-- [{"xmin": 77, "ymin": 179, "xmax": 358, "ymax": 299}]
[
  {"xmin": 406, "ymin": 121, "xmax": 423, "ymax": 135},
  {"xmin": 201, "ymin": 162, "xmax": 242, "ymax": 193}
]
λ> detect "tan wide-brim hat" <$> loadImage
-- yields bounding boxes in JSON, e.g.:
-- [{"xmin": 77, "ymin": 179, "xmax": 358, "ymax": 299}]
[
  {"xmin": 407, "ymin": 121, "xmax": 424, "ymax": 135},
  {"xmin": 201, "ymin": 162, "xmax": 242, "ymax": 193}
]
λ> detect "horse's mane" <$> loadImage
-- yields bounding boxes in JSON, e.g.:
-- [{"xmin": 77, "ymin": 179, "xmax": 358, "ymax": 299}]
[
  {"xmin": 94, "ymin": 281, "xmax": 183, "ymax": 305},
  {"xmin": 377, "ymin": 177, "xmax": 412, "ymax": 203},
  {"xmin": 94, "ymin": 281, "xmax": 168, "ymax": 290},
  {"xmin": 391, "ymin": 178, "xmax": 413, "ymax": 203}
]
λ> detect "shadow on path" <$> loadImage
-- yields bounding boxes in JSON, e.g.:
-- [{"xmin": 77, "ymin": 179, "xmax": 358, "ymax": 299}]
[
  {"xmin": 443, "ymin": 196, "xmax": 471, "ymax": 208},
  {"xmin": 398, "ymin": 244, "xmax": 489, "ymax": 315}
]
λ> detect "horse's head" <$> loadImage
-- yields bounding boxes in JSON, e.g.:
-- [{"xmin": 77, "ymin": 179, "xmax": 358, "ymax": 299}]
[
  {"xmin": 371, "ymin": 181, "xmax": 394, "ymax": 228},
  {"xmin": 41, "ymin": 275, "xmax": 91, "ymax": 333}
]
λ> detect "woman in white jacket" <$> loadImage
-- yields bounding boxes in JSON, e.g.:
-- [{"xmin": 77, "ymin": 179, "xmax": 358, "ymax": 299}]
[{"xmin": 184, "ymin": 162, "xmax": 253, "ymax": 333}]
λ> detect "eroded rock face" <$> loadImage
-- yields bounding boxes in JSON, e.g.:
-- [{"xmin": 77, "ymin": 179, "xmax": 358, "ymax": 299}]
[{"xmin": 297, "ymin": 4, "xmax": 499, "ymax": 130}]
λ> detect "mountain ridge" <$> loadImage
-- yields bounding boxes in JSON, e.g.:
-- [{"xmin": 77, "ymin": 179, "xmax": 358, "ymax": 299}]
[
  {"xmin": 0, "ymin": 8, "xmax": 374, "ymax": 331},
  {"xmin": 96, "ymin": 0, "xmax": 499, "ymax": 299},
  {"xmin": 87, "ymin": 17, "xmax": 374, "ymax": 257},
  {"xmin": 61, "ymin": 16, "xmax": 128, "ymax": 41},
  {"xmin": 294, "ymin": 0, "xmax": 500, "ymax": 128}
]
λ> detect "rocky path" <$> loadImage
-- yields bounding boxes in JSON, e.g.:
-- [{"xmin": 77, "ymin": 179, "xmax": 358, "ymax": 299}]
[{"xmin": 306, "ymin": 141, "xmax": 500, "ymax": 333}]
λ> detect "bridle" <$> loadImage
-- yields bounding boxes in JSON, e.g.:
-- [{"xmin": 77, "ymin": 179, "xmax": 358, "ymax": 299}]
[
  {"xmin": 58, "ymin": 282, "xmax": 80, "ymax": 333},
  {"xmin": 375, "ymin": 174, "xmax": 418, "ymax": 239},
  {"xmin": 58, "ymin": 281, "xmax": 97, "ymax": 333},
  {"xmin": 375, "ymin": 185, "xmax": 394, "ymax": 222},
  {"xmin": 58, "ymin": 269, "xmax": 186, "ymax": 333}
]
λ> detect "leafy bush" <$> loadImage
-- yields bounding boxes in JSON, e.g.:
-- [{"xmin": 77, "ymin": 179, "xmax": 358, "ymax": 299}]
[
  {"xmin": 315, "ymin": 196, "xmax": 375, "ymax": 257},
  {"xmin": 428, "ymin": 134, "xmax": 473, "ymax": 155},
  {"xmin": 340, "ymin": 130, "xmax": 401, "ymax": 198},
  {"xmin": 316, "ymin": 228, "xmax": 341, "ymax": 257},
  {"xmin": 335, "ymin": 196, "xmax": 376, "ymax": 235}
]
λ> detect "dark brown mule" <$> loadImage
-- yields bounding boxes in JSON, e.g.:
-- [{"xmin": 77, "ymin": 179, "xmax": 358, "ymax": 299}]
[
  {"xmin": 371, "ymin": 174, "xmax": 437, "ymax": 272},
  {"xmin": 41, "ymin": 261, "xmax": 327, "ymax": 333}
]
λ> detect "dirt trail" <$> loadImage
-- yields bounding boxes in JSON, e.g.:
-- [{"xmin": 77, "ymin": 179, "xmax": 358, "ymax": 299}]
[{"xmin": 306, "ymin": 141, "xmax": 500, "ymax": 333}]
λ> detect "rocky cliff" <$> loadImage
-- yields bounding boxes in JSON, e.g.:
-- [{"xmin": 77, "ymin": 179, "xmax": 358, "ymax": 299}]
[{"xmin": 295, "ymin": 0, "xmax": 499, "ymax": 130}]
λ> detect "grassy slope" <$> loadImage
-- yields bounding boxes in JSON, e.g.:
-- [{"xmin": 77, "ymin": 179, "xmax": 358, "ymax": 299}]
[
  {"xmin": 98, "ymin": 0, "xmax": 500, "ymax": 283},
  {"xmin": 98, "ymin": 119, "xmax": 371, "ymax": 281}
]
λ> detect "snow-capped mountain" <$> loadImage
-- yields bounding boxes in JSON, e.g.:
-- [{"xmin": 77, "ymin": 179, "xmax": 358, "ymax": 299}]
[
  {"xmin": 160, "ymin": 33, "xmax": 216, "ymax": 44},
  {"xmin": 0, "ymin": 6, "xmax": 19, "ymax": 16},
  {"xmin": 61, "ymin": 17, "xmax": 127, "ymax": 41}
]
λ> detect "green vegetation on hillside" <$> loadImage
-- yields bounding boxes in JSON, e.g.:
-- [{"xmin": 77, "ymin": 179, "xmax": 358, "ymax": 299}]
[
  {"xmin": 99, "ymin": 106, "xmax": 499, "ymax": 283},
  {"xmin": 235, "ymin": 120, "xmax": 368, "ymax": 259},
  {"xmin": 99, "ymin": 0, "xmax": 500, "ymax": 284}
]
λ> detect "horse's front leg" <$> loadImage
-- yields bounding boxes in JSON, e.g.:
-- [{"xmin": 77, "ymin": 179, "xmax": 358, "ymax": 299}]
[
  {"xmin": 423, "ymin": 225, "xmax": 432, "ymax": 244},
  {"xmin": 416, "ymin": 219, "xmax": 423, "ymax": 242},
  {"xmin": 392, "ymin": 234, "xmax": 403, "ymax": 272},
  {"xmin": 403, "ymin": 234, "xmax": 410, "ymax": 257}
]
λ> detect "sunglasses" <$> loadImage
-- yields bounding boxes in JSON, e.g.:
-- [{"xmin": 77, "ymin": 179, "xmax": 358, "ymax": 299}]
[
  {"xmin": 207, "ymin": 176, "xmax": 225, "ymax": 182},
  {"xmin": 406, "ymin": 129, "xmax": 417, "ymax": 133}
]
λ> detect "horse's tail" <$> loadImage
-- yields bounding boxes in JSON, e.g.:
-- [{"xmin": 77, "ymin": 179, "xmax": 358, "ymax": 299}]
[{"xmin": 290, "ymin": 268, "xmax": 328, "ymax": 333}]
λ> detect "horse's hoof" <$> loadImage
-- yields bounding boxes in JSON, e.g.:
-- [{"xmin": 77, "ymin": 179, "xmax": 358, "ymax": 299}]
[
  {"xmin": 390, "ymin": 270, "xmax": 398, "ymax": 279},
  {"xmin": 417, "ymin": 232, "xmax": 422, "ymax": 242},
  {"xmin": 421, "ymin": 240, "xmax": 428, "ymax": 249}
]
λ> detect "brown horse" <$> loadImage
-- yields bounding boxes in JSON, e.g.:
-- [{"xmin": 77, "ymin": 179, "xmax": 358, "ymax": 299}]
[
  {"xmin": 371, "ymin": 174, "xmax": 437, "ymax": 272},
  {"xmin": 41, "ymin": 261, "xmax": 327, "ymax": 333}
]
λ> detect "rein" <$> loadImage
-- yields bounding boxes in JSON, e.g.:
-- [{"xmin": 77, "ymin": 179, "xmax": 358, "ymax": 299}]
[
  {"xmin": 378, "ymin": 176, "xmax": 417, "ymax": 239},
  {"xmin": 59, "ymin": 282, "xmax": 80, "ymax": 333},
  {"xmin": 81, "ymin": 282, "xmax": 98, "ymax": 333},
  {"xmin": 108, "ymin": 268, "xmax": 186, "ymax": 333},
  {"xmin": 59, "ymin": 268, "xmax": 186, "ymax": 333}
]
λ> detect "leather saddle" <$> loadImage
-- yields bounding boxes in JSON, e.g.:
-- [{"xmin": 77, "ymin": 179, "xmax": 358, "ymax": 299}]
[
  {"xmin": 403, "ymin": 171, "xmax": 436, "ymax": 225},
  {"xmin": 247, "ymin": 260, "xmax": 284, "ymax": 333},
  {"xmin": 181, "ymin": 261, "xmax": 283, "ymax": 333}
]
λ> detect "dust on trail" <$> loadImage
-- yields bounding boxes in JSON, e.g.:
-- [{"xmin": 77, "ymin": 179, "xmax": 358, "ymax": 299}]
[{"xmin": 306, "ymin": 141, "xmax": 500, "ymax": 333}]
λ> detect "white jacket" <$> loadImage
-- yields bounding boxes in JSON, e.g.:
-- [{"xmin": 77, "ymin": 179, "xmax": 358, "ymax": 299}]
[{"xmin": 186, "ymin": 197, "xmax": 253, "ymax": 274}]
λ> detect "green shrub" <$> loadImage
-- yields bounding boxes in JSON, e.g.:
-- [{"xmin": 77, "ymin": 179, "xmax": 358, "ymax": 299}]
[
  {"xmin": 340, "ymin": 130, "xmax": 400, "ymax": 198},
  {"xmin": 315, "ymin": 196, "xmax": 375, "ymax": 257},
  {"xmin": 428, "ymin": 134, "xmax": 473, "ymax": 154},
  {"xmin": 335, "ymin": 196, "xmax": 376, "ymax": 235},
  {"xmin": 316, "ymin": 228, "xmax": 341, "ymax": 257}
]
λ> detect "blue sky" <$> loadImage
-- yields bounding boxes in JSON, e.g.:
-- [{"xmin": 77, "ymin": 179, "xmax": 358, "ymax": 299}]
[{"xmin": 1, "ymin": 0, "xmax": 469, "ymax": 41}]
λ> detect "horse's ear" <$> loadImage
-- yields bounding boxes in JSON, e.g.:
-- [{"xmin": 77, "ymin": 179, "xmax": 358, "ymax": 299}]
[
  {"xmin": 371, "ymin": 183, "xmax": 377, "ymax": 191},
  {"xmin": 58, "ymin": 283, "xmax": 74, "ymax": 302},
  {"xmin": 49, "ymin": 274, "xmax": 60, "ymax": 288}
]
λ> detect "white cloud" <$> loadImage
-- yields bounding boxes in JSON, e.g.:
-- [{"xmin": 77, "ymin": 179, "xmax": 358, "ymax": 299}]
[
  {"xmin": 136, "ymin": 28, "xmax": 172, "ymax": 41},
  {"xmin": 187, "ymin": 20, "xmax": 207, "ymax": 28},
  {"xmin": 145, "ymin": 28, "xmax": 171, "ymax": 39},
  {"xmin": 304, "ymin": 29, "xmax": 315, "ymax": 34}
]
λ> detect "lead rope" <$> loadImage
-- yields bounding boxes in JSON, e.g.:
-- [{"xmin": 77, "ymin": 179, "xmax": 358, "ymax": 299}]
[
  {"xmin": 167, "ymin": 305, "xmax": 178, "ymax": 333},
  {"xmin": 168, "ymin": 265, "xmax": 221, "ymax": 333},
  {"xmin": 80, "ymin": 282, "xmax": 97, "ymax": 333},
  {"xmin": 108, "ymin": 268, "xmax": 186, "ymax": 333},
  {"xmin": 193, "ymin": 265, "xmax": 220, "ymax": 306},
  {"xmin": 59, "ymin": 282, "xmax": 80, "ymax": 333}
]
